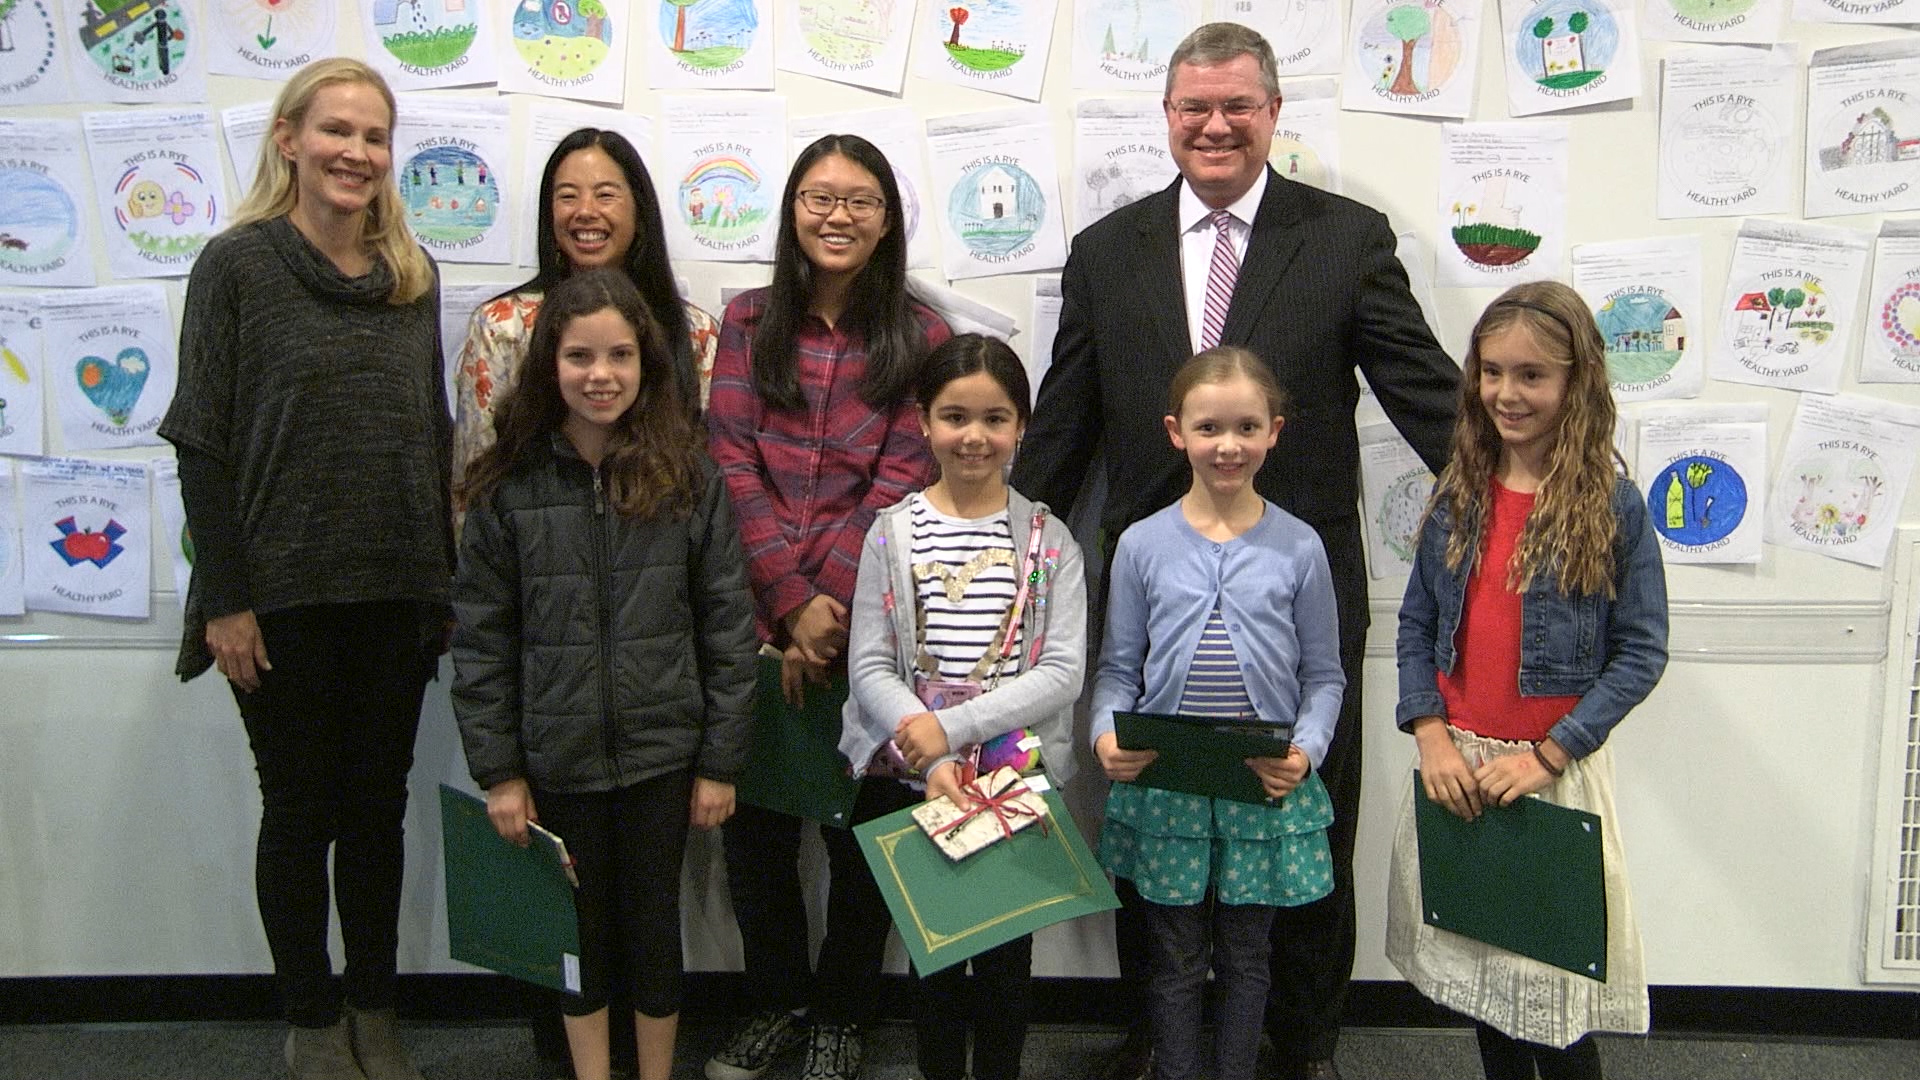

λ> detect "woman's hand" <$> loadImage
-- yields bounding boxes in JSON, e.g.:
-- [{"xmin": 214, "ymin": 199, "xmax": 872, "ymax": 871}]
[
  {"xmin": 206, "ymin": 609, "xmax": 272, "ymax": 692},
  {"xmin": 1246, "ymin": 745, "xmax": 1309, "ymax": 800},
  {"xmin": 486, "ymin": 778, "xmax": 536, "ymax": 846},
  {"xmin": 779, "ymin": 643, "xmax": 828, "ymax": 707},
  {"xmin": 1413, "ymin": 717, "xmax": 1482, "ymax": 821},
  {"xmin": 784, "ymin": 594, "xmax": 849, "ymax": 667},
  {"xmin": 1475, "ymin": 739, "xmax": 1566, "ymax": 808},
  {"xmin": 894, "ymin": 712, "xmax": 950, "ymax": 772},
  {"xmin": 924, "ymin": 761, "xmax": 971, "ymax": 810},
  {"xmin": 1094, "ymin": 731, "xmax": 1158, "ymax": 783},
  {"xmin": 690, "ymin": 778, "xmax": 737, "ymax": 829}
]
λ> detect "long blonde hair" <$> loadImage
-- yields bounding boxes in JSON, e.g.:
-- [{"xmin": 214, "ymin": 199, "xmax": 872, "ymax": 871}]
[
  {"xmin": 232, "ymin": 58, "xmax": 432, "ymax": 305},
  {"xmin": 1429, "ymin": 281, "xmax": 1622, "ymax": 597}
]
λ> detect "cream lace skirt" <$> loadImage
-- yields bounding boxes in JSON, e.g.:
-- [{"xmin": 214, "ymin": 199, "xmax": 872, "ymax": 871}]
[{"xmin": 1384, "ymin": 726, "xmax": 1649, "ymax": 1048}]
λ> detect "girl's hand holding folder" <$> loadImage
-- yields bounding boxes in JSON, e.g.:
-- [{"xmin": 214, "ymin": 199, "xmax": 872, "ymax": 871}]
[{"xmin": 485, "ymin": 777, "xmax": 537, "ymax": 846}]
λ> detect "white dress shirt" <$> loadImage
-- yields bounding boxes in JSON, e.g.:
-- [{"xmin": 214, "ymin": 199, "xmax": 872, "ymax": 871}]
[{"xmin": 1178, "ymin": 169, "xmax": 1268, "ymax": 354}]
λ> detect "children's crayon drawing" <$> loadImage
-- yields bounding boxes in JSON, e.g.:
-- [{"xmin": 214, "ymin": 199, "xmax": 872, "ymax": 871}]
[
  {"xmin": 209, "ymin": 0, "xmax": 336, "ymax": 76},
  {"xmin": 0, "ymin": 0, "xmax": 66, "ymax": 104},
  {"xmin": 0, "ymin": 166, "xmax": 82, "ymax": 281},
  {"xmin": 1071, "ymin": 0, "xmax": 1197, "ymax": 90},
  {"xmin": 1647, "ymin": 454, "xmax": 1748, "ymax": 547},
  {"xmin": 20, "ymin": 456, "xmax": 151, "ymax": 618},
  {"xmin": 947, "ymin": 161, "xmax": 1044, "ymax": 258},
  {"xmin": 399, "ymin": 144, "xmax": 501, "ymax": 247},
  {"xmin": 109, "ymin": 159, "xmax": 218, "ymax": 266},
  {"xmin": 372, "ymin": 0, "xmax": 480, "ymax": 68},
  {"xmin": 72, "ymin": 0, "xmax": 195, "ymax": 96},
  {"xmin": 677, "ymin": 151, "xmax": 772, "ymax": 250},
  {"xmin": 1510, "ymin": 0, "xmax": 1617, "ymax": 91},
  {"xmin": 1595, "ymin": 290, "xmax": 1687, "ymax": 388},
  {"xmin": 660, "ymin": 0, "xmax": 757, "ymax": 69},
  {"xmin": 512, "ymin": 0, "xmax": 612, "ymax": 79}
]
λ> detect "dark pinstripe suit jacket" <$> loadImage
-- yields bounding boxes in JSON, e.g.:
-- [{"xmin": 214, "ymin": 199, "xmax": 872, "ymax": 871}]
[{"xmin": 1011, "ymin": 169, "xmax": 1460, "ymax": 648}]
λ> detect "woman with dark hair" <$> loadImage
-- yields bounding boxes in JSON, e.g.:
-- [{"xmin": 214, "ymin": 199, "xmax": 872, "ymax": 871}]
[
  {"xmin": 704, "ymin": 133, "xmax": 949, "ymax": 1080},
  {"xmin": 453, "ymin": 128, "xmax": 718, "ymax": 486}
]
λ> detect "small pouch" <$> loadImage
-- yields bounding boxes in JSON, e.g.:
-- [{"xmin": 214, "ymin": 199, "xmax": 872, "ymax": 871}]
[{"xmin": 868, "ymin": 676, "xmax": 1043, "ymax": 780}]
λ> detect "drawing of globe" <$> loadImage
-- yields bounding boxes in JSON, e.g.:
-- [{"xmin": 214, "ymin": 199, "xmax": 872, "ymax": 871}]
[
  {"xmin": 1878, "ymin": 281, "xmax": 1920, "ymax": 360},
  {"xmin": 0, "ymin": 167, "xmax": 78, "ymax": 273},
  {"xmin": 1646, "ymin": 455, "xmax": 1746, "ymax": 547},
  {"xmin": 948, "ymin": 162, "xmax": 1044, "ymax": 257},
  {"xmin": 1595, "ymin": 290, "xmax": 1684, "ymax": 387},
  {"xmin": 399, "ymin": 146, "xmax": 499, "ymax": 246},
  {"xmin": 1665, "ymin": 0, "xmax": 1757, "ymax": 26}
]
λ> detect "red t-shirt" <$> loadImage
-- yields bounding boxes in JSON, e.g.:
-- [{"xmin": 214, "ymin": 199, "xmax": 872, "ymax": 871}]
[{"xmin": 1437, "ymin": 480, "xmax": 1582, "ymax": 742}]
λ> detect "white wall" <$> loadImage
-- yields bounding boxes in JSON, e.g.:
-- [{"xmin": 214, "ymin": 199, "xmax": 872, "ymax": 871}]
[{"xmin": 3, "ymin": 0, "xmax": 1920, "ymax": 992}]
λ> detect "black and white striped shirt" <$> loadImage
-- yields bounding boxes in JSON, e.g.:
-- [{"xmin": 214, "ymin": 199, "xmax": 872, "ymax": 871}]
[{"xmin": 910, "ymin": 492, "xmax": 1020, "ymax": 684}]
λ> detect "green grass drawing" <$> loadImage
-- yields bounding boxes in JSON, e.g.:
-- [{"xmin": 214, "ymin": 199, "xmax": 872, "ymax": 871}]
[
  {"xmin": 1538, "ymin": 70, "xmax": 1604, "ymax": 90},
  {"xmin": 129, "ymin": 231, "xmax": 207, "ymax": 257},
  {"xmin": 674, "ymin": 43, "xmax": 747, "ymax": 69},
  {"xmin": 944, "ymin": 42, "xmax": 1023, "ymax": 72},
  {"xmin": 1604, "ymin": 349, "xmax": 1681, "ymax": 384},
  {"xmin": 382, "ymin": 24, "xmax": 477, "ymax": 67}
]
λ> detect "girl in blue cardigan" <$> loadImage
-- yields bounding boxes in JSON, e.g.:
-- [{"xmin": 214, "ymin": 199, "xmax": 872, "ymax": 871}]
[{"xmin": 1090, "ymin": 346, "xmax": 1345, "ymax": 1080}]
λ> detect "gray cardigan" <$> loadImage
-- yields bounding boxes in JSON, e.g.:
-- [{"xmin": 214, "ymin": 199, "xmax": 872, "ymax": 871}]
[{"xmin": 840, "ymin": 488, "xmax": 1087, "ymax": 785}]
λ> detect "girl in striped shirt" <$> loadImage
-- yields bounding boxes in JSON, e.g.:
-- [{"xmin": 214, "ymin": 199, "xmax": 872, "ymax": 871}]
[
  {"xmin": 1090, "ymin": 346, "xmax": 1345, "ymax": 1080},
  {"xmin": 842, "ymin": 333, "xmax": 1087, "ymax": 1080}
]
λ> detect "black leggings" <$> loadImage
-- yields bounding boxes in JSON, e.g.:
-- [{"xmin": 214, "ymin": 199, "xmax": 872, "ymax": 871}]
[
  {"xmin": 235, "ymin": 601, "xmax": 432, "ymax": 1028},
  {"xmin": 1474, "ymin": 1023, "xmax": 1603, "ymax": 1080},
  {"xmin": 535, "ymin": 771, "xmax": 695, "ymax": 1018}
]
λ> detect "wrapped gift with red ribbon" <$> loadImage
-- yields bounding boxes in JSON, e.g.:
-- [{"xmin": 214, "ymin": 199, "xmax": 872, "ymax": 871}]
[{"xmin": 909, "ymin": 766, "xmax": 1051, "ymax": 861}]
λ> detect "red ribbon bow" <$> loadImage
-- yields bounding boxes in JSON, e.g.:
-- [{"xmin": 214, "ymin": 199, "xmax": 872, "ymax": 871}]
[{"xmin": 941, "ymin": 775, "xmax": 1049, "ymax": 845}]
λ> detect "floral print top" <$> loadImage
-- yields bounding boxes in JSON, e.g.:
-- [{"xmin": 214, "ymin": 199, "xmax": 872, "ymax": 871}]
[{"xmin": 451, "ymin": 288, "xmax": 720, "ymax": 488}]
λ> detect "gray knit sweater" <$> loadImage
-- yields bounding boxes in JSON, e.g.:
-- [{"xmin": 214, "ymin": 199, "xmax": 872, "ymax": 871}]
[{"xmin": 160, "ymin": 216, "xmax": 453, "ymax": 679}]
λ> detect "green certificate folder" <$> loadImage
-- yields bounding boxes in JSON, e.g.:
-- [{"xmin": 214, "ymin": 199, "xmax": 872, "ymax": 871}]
[
  {"xmin": 856, "ymin": 787, "xmax": 1120, "ymax": 976},
  {"xmin": 1412, "ymin": 771, "xmax": 1608, "ymax": 980},
  {"xmin": 1114, "ymin": 711, "xmax": 1293, "ymax": 806},
  {"xmin": 734, "ymin": 654, "xmax": 862, "ymax": 827},
  {"xmin": 438, "ymin": 785, "xmax": 581, "ymax": 994}
]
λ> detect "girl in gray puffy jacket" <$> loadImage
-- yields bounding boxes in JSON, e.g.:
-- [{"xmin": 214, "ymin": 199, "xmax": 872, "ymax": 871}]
[{"xmin": 451, "ymin": 269, "xmax": 759, "ymax": 1080}]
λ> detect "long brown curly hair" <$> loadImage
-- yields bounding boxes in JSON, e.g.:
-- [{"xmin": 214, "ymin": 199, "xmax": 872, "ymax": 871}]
[
  {"xmin": 459, "ymin": 268, "xmax": 704, "ymax": 520},
  {"xmin": 1429, "ymin": 280, "xmax": 1623, "ymax": 598}
]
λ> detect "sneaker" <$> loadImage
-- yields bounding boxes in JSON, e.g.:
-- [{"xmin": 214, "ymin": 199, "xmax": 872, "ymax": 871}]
[
  {"xmin": 705, "ymin": 1010, "xmax": 807, "ymax": 1080},
  {"xmin": 799, "ymin": 1022, "xmax": 864, "ymax": 1080}
]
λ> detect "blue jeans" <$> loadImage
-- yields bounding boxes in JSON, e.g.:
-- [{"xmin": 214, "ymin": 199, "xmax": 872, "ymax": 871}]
[{"xmin": 1141, "ymin": 893, "xmax": 1275, "ymax": 1080}]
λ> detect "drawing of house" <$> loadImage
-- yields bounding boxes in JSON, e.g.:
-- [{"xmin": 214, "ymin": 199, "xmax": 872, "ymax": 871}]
[
  {"xmin": 1474, "ymin": 176, "xmax": 1523, "ymax": 229},
  {"xmin": 975, "ymin": 166, "xmax": 1017, "ymax": 220},
  {"xmin": 1542, "ymin": 33, "xmax": 1584, "ymax": 76},
  {"xmin": 1663, "ymin": 307, "xmax": 1685, "ymax": 351},
  {"xmin": 1730, "ymin": 292, "xmax": 1771, "ymax": 347}
]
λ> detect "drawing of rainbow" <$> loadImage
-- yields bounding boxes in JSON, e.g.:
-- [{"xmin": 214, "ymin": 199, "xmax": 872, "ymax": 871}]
[{"xmin": 685, "ymin": 156, "xmax": 760, "ymax": 188}]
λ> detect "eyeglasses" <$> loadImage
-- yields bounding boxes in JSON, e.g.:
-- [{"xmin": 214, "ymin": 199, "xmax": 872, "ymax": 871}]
[
  {"xmin": 794, "ymin": 189, "xmax": 886, "ymax": 220},
  {"xmin": 1169, "ymin": 98, "xmax": 1272, "ymax": 126}
]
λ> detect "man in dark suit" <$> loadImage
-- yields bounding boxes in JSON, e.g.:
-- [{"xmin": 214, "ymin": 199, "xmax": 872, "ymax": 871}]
[{"xmin": 1010, "ymin": 23, "xmax": 1458, "ymax": 1080}]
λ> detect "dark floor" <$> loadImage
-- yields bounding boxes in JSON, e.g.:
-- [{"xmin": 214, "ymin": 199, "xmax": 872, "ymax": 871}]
[{"xmin": 1, "ymin": 1020, "xmax": 1915, "ymax": 1080}]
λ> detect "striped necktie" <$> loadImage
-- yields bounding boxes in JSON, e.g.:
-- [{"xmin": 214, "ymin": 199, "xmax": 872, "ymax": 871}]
[{"xmin": 1200, "ymin": 209, "xmax": 1240, "ymax": 350}]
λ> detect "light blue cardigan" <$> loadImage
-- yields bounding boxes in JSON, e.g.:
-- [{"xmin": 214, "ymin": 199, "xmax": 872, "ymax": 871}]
[
  {"xmin": 840, "ymin": 488, "xmax": 1087, "ymax": 785},
  {"xmin": 1090, "ymin": 500, "xmax": 1345, "ymax": 769}
]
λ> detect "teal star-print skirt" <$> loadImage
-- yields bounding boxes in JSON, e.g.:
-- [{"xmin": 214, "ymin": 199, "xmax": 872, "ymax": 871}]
[{"xmin": 1099, "ymin": 772, "xmax": 1335, "ymax": 908}]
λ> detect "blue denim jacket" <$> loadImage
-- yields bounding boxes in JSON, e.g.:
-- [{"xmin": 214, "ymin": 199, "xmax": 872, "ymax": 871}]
[{"xmin": 1394, "ymin": 475, "xmax": 1668, "ymax": 760}]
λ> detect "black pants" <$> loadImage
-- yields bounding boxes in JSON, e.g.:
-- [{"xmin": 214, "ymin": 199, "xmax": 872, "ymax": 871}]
[
  {"xmin": 720, "ymin": 802, "xmax": 814, "ymax": 1013},
  {"xmin": 1475, "ymin": 1024, "xmax": 1604, "ymax": 1080},
  {"xmin": 235, "ymin": 601, "xmax": 432, "ymax": 1028},
  {"xmin": 813, "ymin": 776, "xmax": 919, "ymax": 1024},
  {"xmin": 916, "ymin": 934, "xmax": 1032, "ymax": 1080},
  {"xmin": 1110, "ymin": 638, "xmax": 1364, "ymax": 1066},
  {"xmin": 535, "ymin": 771, "xmax": 694, "ymax": 1018}
]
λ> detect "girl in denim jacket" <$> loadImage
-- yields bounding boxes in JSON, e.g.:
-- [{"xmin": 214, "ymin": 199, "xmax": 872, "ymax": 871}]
[{"xmin": 1388, "ymin": 281, "xmax": 1668, "ymax": 1080}]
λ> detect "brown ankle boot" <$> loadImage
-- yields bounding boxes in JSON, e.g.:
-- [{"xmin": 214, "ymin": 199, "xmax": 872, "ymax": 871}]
[
  {"xmin": 285, "ymin": 1017, "xmax": 367, "ymax": 1080},
  {"xmin": 347, "ymin": 1006, "xmax": 425, "ymax": 1080}
]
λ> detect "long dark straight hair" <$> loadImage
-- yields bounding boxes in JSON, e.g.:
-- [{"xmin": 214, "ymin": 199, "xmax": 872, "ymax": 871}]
[
  {"xmin": 751, "ymin": 134, "xmax": 920, "ymax": 411},
  {"xmin": 509, "ymin": 128, "xmax": 698, "ymax": 415},
  {"xmin": 461, "ymin": 269, "xmax": 704, "ymax": 520}
]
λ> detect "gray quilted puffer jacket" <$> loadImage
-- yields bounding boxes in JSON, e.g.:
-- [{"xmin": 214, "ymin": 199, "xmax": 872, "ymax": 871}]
[{"xmin": 453, "ymin": 433, "xmax": 758, "ymax": 794}]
